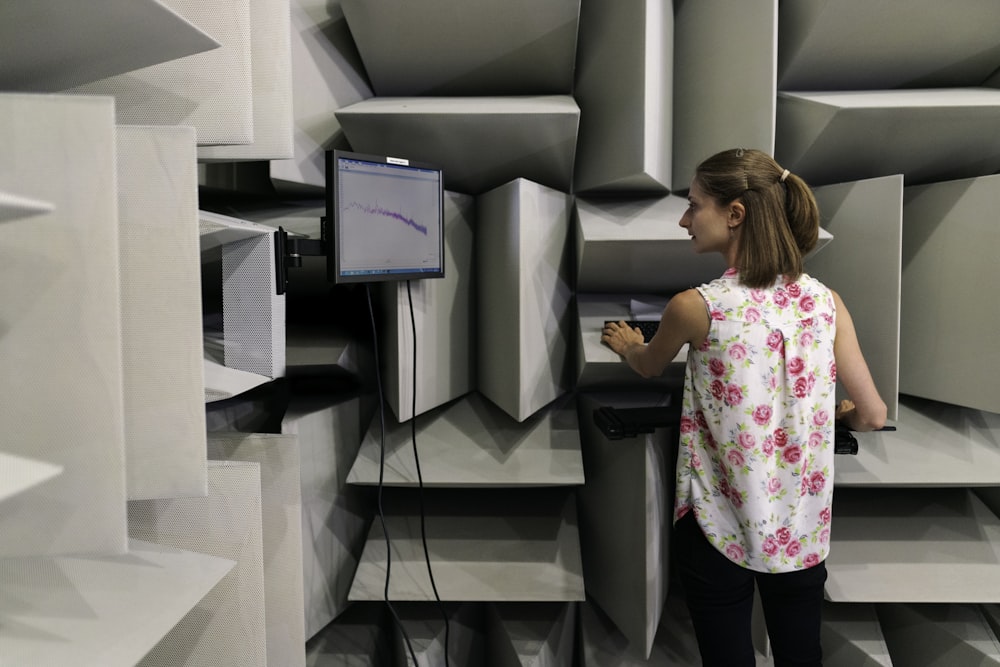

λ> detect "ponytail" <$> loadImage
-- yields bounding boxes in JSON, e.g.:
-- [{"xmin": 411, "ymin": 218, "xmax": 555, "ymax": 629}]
[{"xmin": 781, "ymin": 170, "xmax": 820, "ymax": 257}]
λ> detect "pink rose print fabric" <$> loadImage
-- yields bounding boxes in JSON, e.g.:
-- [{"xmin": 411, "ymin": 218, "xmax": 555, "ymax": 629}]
[{"xmin": 674, "ymin": 269, "xmax": 837, "ymax": 573}]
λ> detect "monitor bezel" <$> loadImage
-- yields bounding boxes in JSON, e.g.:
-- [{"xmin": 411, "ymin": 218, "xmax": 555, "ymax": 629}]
[{"xmin": 325, "ymin": 149, "xmax": 445, "ymax": 285}]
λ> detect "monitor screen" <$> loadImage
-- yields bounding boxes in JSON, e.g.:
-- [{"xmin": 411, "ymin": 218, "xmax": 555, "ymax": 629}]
[{"xmin": 326, "ymin": 149, "xmax": 445, "ymax": 284}]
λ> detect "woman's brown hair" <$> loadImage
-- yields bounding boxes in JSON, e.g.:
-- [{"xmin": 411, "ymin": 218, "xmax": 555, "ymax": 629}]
[{"xmin": 693, "ymin": 148, "xmax": 819, "ymax": 288}]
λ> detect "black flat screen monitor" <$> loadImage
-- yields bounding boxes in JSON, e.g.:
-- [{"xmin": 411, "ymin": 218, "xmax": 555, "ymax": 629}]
[{"xmin": 326, "ymin": 149, "xmax": 445, "ymax": 284}]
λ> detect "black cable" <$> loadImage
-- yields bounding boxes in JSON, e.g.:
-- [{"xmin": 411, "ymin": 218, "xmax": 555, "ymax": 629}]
[
  {"xmin": 406, "ymin": 279, "xmax": 450, "ymax": 667},
  {"xmin": 366, "ymin": 284, "xmax": 418, "ymax": 665}
]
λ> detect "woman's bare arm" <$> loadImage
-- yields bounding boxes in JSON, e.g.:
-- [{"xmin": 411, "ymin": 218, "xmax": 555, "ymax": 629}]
[
  {"xmin": 602, "ymin": 289, "xmax": 710, "ymax": 379},
  {"xmin": 831, "ymin": 290, "xmax": 887, "ymax": 431}
]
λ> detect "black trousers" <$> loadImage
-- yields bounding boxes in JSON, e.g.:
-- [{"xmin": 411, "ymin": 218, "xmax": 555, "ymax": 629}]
[{"xmin": 674, "ymin": 512, "xmax": 828, "ymax": 667}]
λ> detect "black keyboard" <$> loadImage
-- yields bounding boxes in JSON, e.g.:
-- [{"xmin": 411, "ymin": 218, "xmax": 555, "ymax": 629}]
[{"xmin": 604, "ymin": 320, "xmax": 660, "ymax": 343}]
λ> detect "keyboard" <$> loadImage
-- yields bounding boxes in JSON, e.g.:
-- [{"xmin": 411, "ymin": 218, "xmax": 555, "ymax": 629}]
[{"xmin": 604, "ymin": 320, "xmax": 660, "ymax": 343}]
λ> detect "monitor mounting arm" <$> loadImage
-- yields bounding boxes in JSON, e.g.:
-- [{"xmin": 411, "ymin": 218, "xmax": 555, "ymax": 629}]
[{"xmin": 273, "ymin": 222, "xmax": 328, "ymax": 296}]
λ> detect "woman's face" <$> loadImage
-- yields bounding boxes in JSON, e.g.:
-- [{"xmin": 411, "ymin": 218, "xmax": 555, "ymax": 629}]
[{"xmin": 679, "ymin": 180, "xmax": 734, "ymax": 256}]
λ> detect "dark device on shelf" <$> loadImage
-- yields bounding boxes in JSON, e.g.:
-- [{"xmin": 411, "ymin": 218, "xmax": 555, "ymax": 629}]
[
  {"xmin": 592, "ymin": 404, "xmax": 682, "ymax": 439},
  {"xmin": 834, "ymin": 421, "xmax": 896, "ymax": 455},
  {"xmin": 834, "ymin": 422, "xmax": 859, "ymax": 455}
]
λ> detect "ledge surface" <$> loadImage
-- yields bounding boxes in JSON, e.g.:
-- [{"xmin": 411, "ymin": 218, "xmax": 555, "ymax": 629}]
[{"xmin": 826, "ymin": 488, "xmax": 1000, "ymax": 603}]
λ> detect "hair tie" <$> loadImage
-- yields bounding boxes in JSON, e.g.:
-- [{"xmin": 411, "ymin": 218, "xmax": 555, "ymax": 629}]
[{"xmin": 779, "ymin": 169, "xmax": 790, "ymax": 183}]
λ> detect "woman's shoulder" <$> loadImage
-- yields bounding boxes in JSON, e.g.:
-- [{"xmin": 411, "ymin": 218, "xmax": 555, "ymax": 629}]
[
  {"xmin": 673, "ymin": 287, "xmax": 708, "ymax": 308},
  {"xmin": 796, "ymin": 272, "xmax": 830, "ymax": 292}
]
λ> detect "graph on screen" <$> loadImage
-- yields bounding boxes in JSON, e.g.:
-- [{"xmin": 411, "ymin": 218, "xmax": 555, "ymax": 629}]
[
  {"xmin": 333, "ymin": 152, "xmax": 444, "ymax": 282},
  {"xmin": 342, "ymin": 200, "xmax": 429, "ymax": 237}
]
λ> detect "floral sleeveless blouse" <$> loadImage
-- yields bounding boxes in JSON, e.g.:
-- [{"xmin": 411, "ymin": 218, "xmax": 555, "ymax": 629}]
[{"xmin": 674, "ymin": 268, "xmax": 837, "ymax": 573}]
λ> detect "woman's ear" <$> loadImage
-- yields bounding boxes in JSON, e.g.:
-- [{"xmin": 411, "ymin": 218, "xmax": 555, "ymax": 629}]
[{"xmin": 729, "ymin": 200, "xmax": 746, "ymax": 226}]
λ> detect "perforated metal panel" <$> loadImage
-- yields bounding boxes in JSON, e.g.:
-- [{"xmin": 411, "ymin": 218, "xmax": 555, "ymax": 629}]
[
  {"xmin": 0, "ymin": 452, "xmax": 62, "ymax": 503},
  {"xmin": 198, "ymin": 0, "xmax": 294, "ymax": 161},
  {"xmin": 208, "ymin": 433, "xmax": 306, "ymax": 667},
  {"xmin": 70, "ymin": 0, "xmax": 254, "ymax": 146},
  {"xmin": 0, "ymin": 539, "xmax": 235, "ymax": 667},
  {"xmin": 203, "ymin": 357, "xmax": 271, "ymax": 404},
  {"xmin": 0, "ymin": 93, "xmax": 127, "ymax": 557},
  {"xmin": 281, "ymin": 396, "xmax": 371, "ymax": 639},
  {"xmin": 221, "ymin": 232, "xmax": 286, "ymax": 378},
  {"xmin": 0, "ymin": 0, "xmax": 219, "ymax": 92},
  {"xmin": 0, "ymin": 190, "xmax": 54, "ymax": 222},
  {"xmin": 269, "ymin": 0, "xmax": 371, "ymax": 190},
  {"xmin": 129, "ymin": 460, "xmax": 266, "ymax": 667},
  {"xmin": 117, "ymin": 125, "xmax": 207, "ymax": 500},
  {"xmin": 304, "ymin": 603, "xmax": 390, "ymax": 665}
]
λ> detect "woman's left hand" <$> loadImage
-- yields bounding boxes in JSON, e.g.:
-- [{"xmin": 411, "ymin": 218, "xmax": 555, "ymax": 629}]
[
  {"xmin": 601, "ymin": 320, "xmax": 645, "ymax": 356},
  {"xmin": 835, "ymin": 399, "xmax": 855, "ymax": 421}
]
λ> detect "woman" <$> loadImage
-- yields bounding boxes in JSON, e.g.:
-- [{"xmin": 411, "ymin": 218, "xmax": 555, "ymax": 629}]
[{"xmin": 602, "ymin": 148, "xmax": 886, "ymax": 666}]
